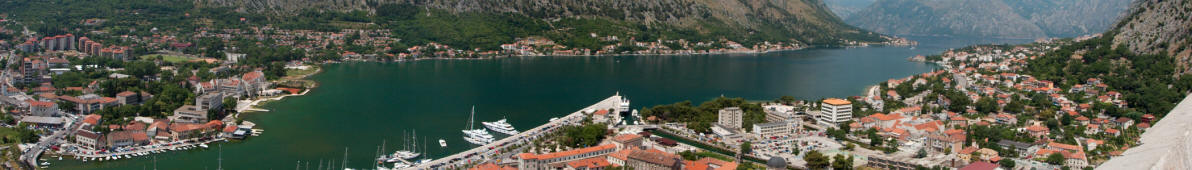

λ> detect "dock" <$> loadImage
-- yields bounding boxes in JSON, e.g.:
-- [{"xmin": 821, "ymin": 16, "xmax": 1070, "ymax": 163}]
[{"xmin": 408, "ymin": 94, "xmax": 627, "ymax": 169}]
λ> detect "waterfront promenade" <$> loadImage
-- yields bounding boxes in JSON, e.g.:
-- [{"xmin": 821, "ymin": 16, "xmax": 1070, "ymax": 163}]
[{"xmin": 409, "ymin": 94, "xmax": 626, "ymax": 169}]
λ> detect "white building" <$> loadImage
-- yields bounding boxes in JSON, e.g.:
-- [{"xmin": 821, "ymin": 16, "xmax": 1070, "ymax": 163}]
[
  {"xmin": 817, "ymin": 98, "xmax": 853, "ymax": 127},
  {"xmin": 763, "ymin": 103, "xmax": 796, "ymax": 122},
  {"xmin": 718, "ymin": 107, "xmax": 744, "ymax": 130},
  {"xmin": 752, "ymin": 121, "xmax": 795, "ymax": 138}
]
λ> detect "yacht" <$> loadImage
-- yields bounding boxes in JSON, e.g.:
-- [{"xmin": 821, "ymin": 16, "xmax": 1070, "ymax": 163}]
[
  {"xmin": 393, "ymin": 130, "xmax": 421, "ymax": 160},
  {"xmin": 462, "ymin": 106, "xmax": 494, "ymax": 145},
  {"xmin": 463, "ymin": 135, "xmax": 493, "ymax": 145},
  {"xmin": 482, "ymin": 118, "xmax": 519, "ymax": 135},
  {"xmin": 393, "ymin": 162, "xmax": 411, "ymax": 169}
]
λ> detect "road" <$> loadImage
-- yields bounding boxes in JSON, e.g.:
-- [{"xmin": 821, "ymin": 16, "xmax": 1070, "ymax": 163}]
[
  {"xmin": 952, "ymin": 73, "xmax": 969, "ymax": 91},
  {"xmin": 22, "ymin": 114, "xmax": 82, "ymax": 167},
  {"xmin": 409, "ymin": 94, "xmax": 626, "ymax": 169}
]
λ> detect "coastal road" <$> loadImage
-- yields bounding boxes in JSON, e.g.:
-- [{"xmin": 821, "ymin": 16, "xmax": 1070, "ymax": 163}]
[
  {"xmin": 409, "ymin": 94, "xmax": 626, "ymax": 169},
  {"xmin": 23, "ymin": 115, "xmax": 82, "ymax": 167}
]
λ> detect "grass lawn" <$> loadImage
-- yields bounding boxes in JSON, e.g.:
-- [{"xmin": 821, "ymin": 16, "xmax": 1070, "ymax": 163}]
[
  {"xmin": 0, "ymin": 127, "xmax": 21, "ymax": 144},
  {"xmin": 285, "ymin": 66, "xmax": 319, "ymax": 77},
  {"xmin": 140, "ymin": 54, "xmax": 195, "ymax": 63}
]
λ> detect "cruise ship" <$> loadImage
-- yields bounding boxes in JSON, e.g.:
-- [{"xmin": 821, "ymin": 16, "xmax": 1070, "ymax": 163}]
[
  {"xmin": 462, "ymin": 106, "xmax": 494, "ymax": 145},
  {"xmin": 482, "ymin": 118, "xmax": 519, "ymax": 135}
]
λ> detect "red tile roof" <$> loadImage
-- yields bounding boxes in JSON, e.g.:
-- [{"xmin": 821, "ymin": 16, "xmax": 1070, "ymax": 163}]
[
  {"xmin": 594, "ymin": 109, "xmax": 610, "ymax": 115},
  {"xmin": 960, "ymin": 161, "xmax": 998, "ymax": 170},
  {"xmin": 83, "ymin": 114, "xmax": 101, "ymax": 125},
  {"xmin": 117, "ymin": 91, "xmax": 137, "ymax": 97},
  {"xmin": 565, "ymin": 156, "xmax": 612, "ymax": 168},
  {"xmin": 469, "ymin": 163, "xmax": 516, "ymax": 170},
  {"xmin": 612, "ymin": 134, "xmax": 642, "ymax": 143},
  {"xmin": 28, "ymin": 100, "xmax": 55, "ymax": 108},
  {"xmin": 1026, "ymin": 125, "xmax": 1049, "ymax": 132},
  {"xmin": 1048, "ymin": 142, "xmax": 1080, "ymax": 151},
  {"xmin": 683, "ymin": 157, "xmax": 738, "ymax": 170}
]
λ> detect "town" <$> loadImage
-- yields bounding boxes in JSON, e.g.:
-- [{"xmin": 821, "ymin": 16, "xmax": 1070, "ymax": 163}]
[
  {"xmin": 0, "ymin": 10, "xmax": 908, "ymax": 169},
  {"xmin": 439, "ymin": 36, "xmax": 1177, "ymax": 170},
  {"xmin": 0, "ymin": 1, "xmax": 1186, "ymax": 170}
]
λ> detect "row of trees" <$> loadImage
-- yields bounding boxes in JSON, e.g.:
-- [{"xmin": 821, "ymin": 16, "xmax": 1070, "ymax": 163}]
[
  {"xmin": 639, "ymin": 97, "xmax": 768, "ymax": 133},
  {"xmin": 803, "ymin": 150, "xmax": 854, "ymax": 170}
]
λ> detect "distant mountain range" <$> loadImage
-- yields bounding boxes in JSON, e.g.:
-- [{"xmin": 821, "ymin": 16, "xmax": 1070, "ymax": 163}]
[
  {"xmin": 826, "ymin": 0, "xmax": 1131, "ymax": 39},
  {"xmin": 193, "ymin": 0, "xmax": 889, "ymax": 46}
]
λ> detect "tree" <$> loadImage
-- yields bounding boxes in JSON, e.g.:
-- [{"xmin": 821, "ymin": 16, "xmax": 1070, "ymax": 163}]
[
  {"xmin": 868, "ymin": 130, "xmax": 883, "ymax": 146},
  {"xmin": 804, "ymin": 150, "xmax": 830, "ymax": 170},
  {"xmin": 915, "ymin": 148, "xmax": 928, "ymax": 158},
  {"xmin": 975, "ymin": 97, "xmax": 998, "ymax": 114},
  {"xmin": 884, "ymin": 138, "xmax": 899, "ymax": 153},
  {"xmin": 777, "ymin": 96, "xmax": 796, "ymax": 105},
  {"xmin": 561, "ymin": 123, "xmax": 608, "ymax": 147},
  {"xmin": 1000, "ymin": 159, "xmax": 1016, "ymax": 169},
  {"xmin": 840, "ymin": 120, "xmax": 854, "ymax": 132},
  {"xmin": 832, "ymin": 154, "xmax": 854, "ymax": 170},
  {"xmin": 1046, "ymin": 153, "xmax": 1065, "ymax": 165},
  {"xmin": 123, "ymin": 61, "xmax": 160, "ymax": 78},
  {"xmin": 1004, "ymin": 99, "xmax": 1025, "ymax": 113},
  {"xmin": 740, "ymin": 141, "xmax": 752, "ymax": 156}
]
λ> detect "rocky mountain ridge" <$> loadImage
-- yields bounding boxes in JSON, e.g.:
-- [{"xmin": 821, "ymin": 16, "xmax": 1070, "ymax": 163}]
[
  {"xmin": 1111, "ymin": 0, "xmax": 1192, "ymax": 74},
  {"xmin": 195, "ymin": 0, "xmax": 886, "ymax": 45},
  {"xmin": 838, "ymin": 0, "xmax": 1130, "ymax": 39}
]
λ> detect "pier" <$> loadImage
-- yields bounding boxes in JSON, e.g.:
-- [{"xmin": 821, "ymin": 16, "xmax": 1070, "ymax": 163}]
[{"xmin": 409, "ymin": 94, "xmax": 627, "ymax": 169}]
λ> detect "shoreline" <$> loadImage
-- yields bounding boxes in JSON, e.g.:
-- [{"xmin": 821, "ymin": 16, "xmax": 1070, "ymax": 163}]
[
  {"xmin": 237, "ymin": 66, "xmax": 322, "ymax": 113},
  {"xmin": 353, "ymin": 44, "xmax": 917, "ymax": 62}
]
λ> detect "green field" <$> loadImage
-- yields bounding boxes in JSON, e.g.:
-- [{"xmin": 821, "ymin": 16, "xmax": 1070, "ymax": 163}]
[{"xmin": 139, "ymin": 54, "xmax": 195, "ymax": 63}]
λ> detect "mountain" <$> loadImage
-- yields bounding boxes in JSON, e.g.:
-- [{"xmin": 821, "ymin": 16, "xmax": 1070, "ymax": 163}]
[
  {"xmin": 837, "ymin": 0, "xmax": 1130, "ymax": 39},
  {"xmin": 193, "ymin": 0, "xmax": 889, "ymax": 46},
  {"xmin": 822, "ymin": 0, "xmax": 875, "ymax": 18},
  {"xmin": 1111, "ymin": 0, "xmax": 1192, "ymax": 74}
]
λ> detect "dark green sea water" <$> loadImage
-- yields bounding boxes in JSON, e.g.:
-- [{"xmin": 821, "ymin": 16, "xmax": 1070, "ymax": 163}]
[{"xmin": 48, "ymin": 37, "xmax": 1028, "ymax": 169}]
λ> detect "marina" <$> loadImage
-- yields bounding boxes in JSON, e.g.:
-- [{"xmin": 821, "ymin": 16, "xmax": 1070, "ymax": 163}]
[
  {"xmin": 411, "ymin": 93, "xmax": 629, "ymax": 169},
  {"xmin": 46, "ymin": 40, "xmax": 971, "ymax": 169}
]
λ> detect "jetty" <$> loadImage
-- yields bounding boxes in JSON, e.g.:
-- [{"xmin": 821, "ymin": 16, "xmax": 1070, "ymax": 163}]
[{"xmin": 408, "ymin": 93, "xmax": 628, "ymax": 169}]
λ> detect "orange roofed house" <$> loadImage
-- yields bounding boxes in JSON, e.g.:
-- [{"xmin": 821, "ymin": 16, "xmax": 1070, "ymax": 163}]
[
  {"xmin": 518, "ymin": 144, "xmax": 617, "ymax": 169},
  {"xmin": 684, "ymin": 157, "xmax": 738, "ymax": 170}
]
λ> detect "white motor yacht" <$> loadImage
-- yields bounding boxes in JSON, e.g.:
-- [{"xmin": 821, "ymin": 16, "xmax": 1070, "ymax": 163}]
[{"xmin": 482, "ymin": 118, "xmax": 519, "ymax": 135}]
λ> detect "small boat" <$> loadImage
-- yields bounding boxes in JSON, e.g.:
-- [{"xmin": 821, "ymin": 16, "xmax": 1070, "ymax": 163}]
[
  {"xmin": 40, "ymin": 162, "xmax": 50, "ymax": 166},
  {"xmin": 200, "ymin": 143, "xmax": 209, "ymax": 148},
  {"xmin": 393, "ymin": 162, "xmax": 411, "ymax": 169},
  {"xmin": 439, "ymin": 139, "xmax": 447, "ymax": 147}
]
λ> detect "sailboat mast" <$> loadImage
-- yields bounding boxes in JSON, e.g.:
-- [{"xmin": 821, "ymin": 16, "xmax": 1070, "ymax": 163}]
[
  {"xmin": 342, "ymin": 147, "xmax": 349, "ymax": 170},
  {"xmin": 469, "ymin": 106, "xmax": 476, "ymax": 129},
  {"xmin": 218, "ymin": 144, "xmax": 223, "ymax": 170},
  {"xmin": 413, "ymin": 129, "xmax": 417, "ymax": 151}
]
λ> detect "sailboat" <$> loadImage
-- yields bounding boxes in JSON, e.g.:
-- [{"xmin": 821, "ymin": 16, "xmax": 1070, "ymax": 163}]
[
  {"xmin": 462, "ymin": 106, "xmax": 494, "ymax": 145},
  {"xmin": 392, "ymin": 130, "xmax": 421, "ymax": 160}
]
